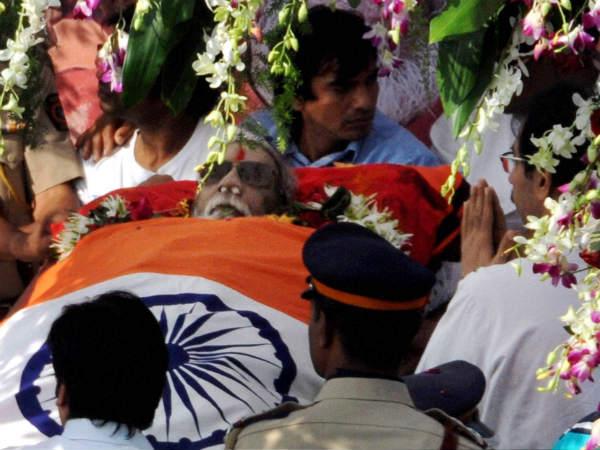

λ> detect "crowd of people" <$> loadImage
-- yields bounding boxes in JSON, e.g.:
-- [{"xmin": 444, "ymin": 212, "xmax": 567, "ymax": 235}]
[{"xmin": 1, "ymin": 2, "xmax": 599, "ymax": 450}]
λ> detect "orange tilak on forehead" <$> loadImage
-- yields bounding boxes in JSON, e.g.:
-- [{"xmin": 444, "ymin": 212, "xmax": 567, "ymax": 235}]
[{"xmin": 234, "ymin": 147, "xmax": 246, "ymax": 161}]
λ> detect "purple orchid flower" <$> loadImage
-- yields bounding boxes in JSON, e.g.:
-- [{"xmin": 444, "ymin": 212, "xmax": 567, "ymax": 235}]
[
  {"xmin": 523, "ymin": 9, "xmax": 545, "ymax": 41},
  {"xmin": 533, "ymin": 262, "xmax": 578, "ymax": 287},
  {"xmin": 584, "ymin": 7, "xmax": 600, "ymax": 31},
  {"xmin": 557, "ymin": 211, "xmax": 575, "ymax": 228},
  {"xmin": 591, "ymin": 201, "xmax": 600, "ymax": 220},
  {"xmin": 73, "ymin": 0, "xmax": 101, "ymax": 19},
  {"xmin": 555, "ymin": 27, "xmax": 596, "ymax": 54}
]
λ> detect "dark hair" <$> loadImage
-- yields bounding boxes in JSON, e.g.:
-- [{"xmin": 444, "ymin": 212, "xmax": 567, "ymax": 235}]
[
  {"xmin": 517, "ymin": 83, "xmax": 591, "ymax": 189},
  {"xmin": 47, "ymin": 291, "xmax": 168, "ymax": 434},
  {"xmin": 312, "ymin": 293, "xmax": 422, "ymax": 371},
  {"xmin": 292, "ymin": 6, "xmax": 376, "ymax": 101},
  {"xmin": 272, "ymin": 7, "xmax": 376, "ymax": 139}
]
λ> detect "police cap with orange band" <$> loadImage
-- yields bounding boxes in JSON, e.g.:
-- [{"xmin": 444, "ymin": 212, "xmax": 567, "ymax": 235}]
[{"xmin": 301, "ymin": 222, "xmax": 435, "ymax": 311}]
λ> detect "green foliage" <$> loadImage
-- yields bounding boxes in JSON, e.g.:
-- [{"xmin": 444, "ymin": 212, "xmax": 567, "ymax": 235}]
[
  {"xmin": 266, "ymin": 0, "xmax": 307, "ymax": 150},
  {"xmin": 161, "ymin": 0, "xmax": 195, "ymax": 27},
  {"xmin": 122, "ymin": 0, "xmax": 209, "ymax": 115},
  {"xmin": 160, "ymin": 22, "xmax": 201, "ymax": 115},
  {"xmin": 436, "ymin": 30, "xmax": 485, "ymax": 118},
  {"xmin": 429, "ymin": 0, "xmax": 505, "ymax": 43},
  {"xmin": 0, "ymin": 0, "xmax": 19, "ymax": 47},
  {"xmin": 272, "ymin": 71, "xmax": 300, "ymax": 150},
  {"xmin": 435, "ymin": 1, "xmax": 515, "ymax": 137},
  {"xmin": 122, "ymin": 5, "xmax": 171, "ymax": 108}
]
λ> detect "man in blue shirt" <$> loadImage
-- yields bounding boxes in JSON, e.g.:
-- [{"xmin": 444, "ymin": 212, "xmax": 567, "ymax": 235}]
[{"xmin": 253, "ymin": 7, "xmax": 440, "ymax": 168}]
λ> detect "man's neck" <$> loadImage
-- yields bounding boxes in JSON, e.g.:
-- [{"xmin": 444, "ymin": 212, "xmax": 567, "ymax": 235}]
[
  {"xmin": 134, "ymin": 113, "xmax": 197, "ymax": 172},
  {"xmin": 298, "ymin": 125, "xmax": 348, "ymax": 162},
  {"xmin": 320, "ymin": 347, "xmax": 399, "ymax": 380},
  {"xmin": 329, "ymin": 366, "xmax": 400, "ymax": 380}
]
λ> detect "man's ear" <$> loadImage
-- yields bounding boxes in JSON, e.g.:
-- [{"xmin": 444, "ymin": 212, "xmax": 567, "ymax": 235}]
[
  {"xmin": 533, "ymin": 170, "xmax": 553, "ymax": 203},
  {"xmin": 56, "ymin": 382, "xmax": 70, "ymax": 425},
  {"xmin": 292, "ymin": 97, "xmax": 304, "ymax": 112},
  {"xmin": 319, "ymin": 311, "xmax": 336, "ymax": 349},
  {"xmin": 56, "ymin": 383, "xmax": 68, "ymax": 408}
]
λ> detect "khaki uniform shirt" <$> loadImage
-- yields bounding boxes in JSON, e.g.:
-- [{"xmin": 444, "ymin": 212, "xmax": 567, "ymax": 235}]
[
  {"xmin": 225, "ymin": 377, "xmax": 485, "ymax": 450},
  {"xmin": 0, "ymin": 63, "xmax": 82, "ymax": 300}
]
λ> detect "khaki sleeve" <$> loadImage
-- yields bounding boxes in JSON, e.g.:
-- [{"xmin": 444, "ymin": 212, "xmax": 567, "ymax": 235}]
[
  {"xmin": 25, "ymin": 140, "xmax": 82, "ymax": 195},
  {"xmin": 24, "ymin": 65, "xmax": 83, "ymax": 195}
]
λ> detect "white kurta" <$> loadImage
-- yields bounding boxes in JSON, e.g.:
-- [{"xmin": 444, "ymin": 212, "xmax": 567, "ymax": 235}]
[
  {"xmin": 417, "ymin": 259, "xmax": 600, "ymax": 450},
  {"xmin": 77, "ymin": 119, "xmax": 215, "ymax": 204}
]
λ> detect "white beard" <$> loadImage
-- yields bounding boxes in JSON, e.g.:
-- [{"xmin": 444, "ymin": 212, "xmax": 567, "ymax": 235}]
[{"xmin": 198, "ymin": 192, "xmax": 253, "ymax": 219}]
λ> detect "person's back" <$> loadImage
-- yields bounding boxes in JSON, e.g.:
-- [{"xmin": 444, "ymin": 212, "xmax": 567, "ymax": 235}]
[
  {"xmin": 418, "ymin": 259, "xmax": 600, "ymax": 449},
  {"xmin": 226, "ymin": 223, "xmax": 484, "ymax": 450},
  {"xmin": 418, "ymin": 83, "xmax": 599, "ymax": 449},
  {"xmin": 228, "ymin": 377, "xmax": 482, "ymax": 449},
  {"xmin": 13, "ymin": 291, "xmax": 168, "ymax": 450}
]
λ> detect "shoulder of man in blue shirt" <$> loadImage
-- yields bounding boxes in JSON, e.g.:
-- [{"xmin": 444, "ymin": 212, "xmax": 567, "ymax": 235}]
[
  {"xmin": 358, "ymin": 112, "xmax": 441, "ymax": 166},
  {"xmin": 247, "ymin": 109, "xmax": 441, "ymax": 167}
]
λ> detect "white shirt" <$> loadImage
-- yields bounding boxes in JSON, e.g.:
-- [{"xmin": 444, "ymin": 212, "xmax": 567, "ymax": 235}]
[
  {"xmin": 76, "ymin": 119, "xmax": 215, "ymax": 204},
  {"xmin": 417, "ymin": 259, "xmax": 600, "ymax": 449},
  {"xmin": 10, "ymin": 418, "xmax": 153, "ymax": 450}
]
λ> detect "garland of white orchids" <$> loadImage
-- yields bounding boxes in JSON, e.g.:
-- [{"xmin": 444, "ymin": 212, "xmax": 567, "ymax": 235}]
[
  {"xmin": 304, "ymin": 184, "xmax": 413, "ymax": 251},
  {"xmin": 521, "ymin": 86, "xmax": 600, "ymax": 399},
  {"xmin": 436, "ymin": 0, "xmax": 600, "ymax": 406},
  {"xmin": 441, "ymin": 24, "xmax": 529, "ymax": 198},
  {"xmin": 0, "ymin": 0, "xmax": 59, "ymax": 157}
]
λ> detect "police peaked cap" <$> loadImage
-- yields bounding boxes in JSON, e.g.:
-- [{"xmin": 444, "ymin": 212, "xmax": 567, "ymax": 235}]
[{"xmin": 302, "ymin": 222, "xmax": 435, "ymax": 311}]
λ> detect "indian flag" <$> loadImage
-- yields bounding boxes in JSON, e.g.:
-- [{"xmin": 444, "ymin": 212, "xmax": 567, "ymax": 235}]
[
  {"xmin": 0, "ymin": 217, "xmax": 322, "ymax": 449},
  {"xmin": 0, "ymin": 164, "xmax": 465, "ymax": 449}
]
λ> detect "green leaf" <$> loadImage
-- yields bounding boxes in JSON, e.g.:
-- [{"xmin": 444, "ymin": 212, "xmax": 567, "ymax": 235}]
[
  {"xmin": 161, "ymin": 0, "xmax": 196, "ymax": 27},
  {"xmin": 429, "ymin": 0, "xmax": 505, "ymax": 43},
  {"xmin": 160, "ymin": 23, "xmax": 202, "ymax": 115},
  {"xmin": 347, "ymin": 0, "xmax": 361, "ymax": 8},
  {"xmin": 437, "ymin": 12, "xmax": 512, "ymax": 137},
  {"xmin": 436, "ymin": 30, "xmax": 485, "ymax": 118},
  {"xmin": 449, "ymin": 38, "xmax": 495, "ymax": 137},
  {"xmin": 449, "ymin": 48, "xmax": 495, "ymax": 136},
  {"xmin": 122, "ymin": 7, "xmax": 174, "ymax": 108}
]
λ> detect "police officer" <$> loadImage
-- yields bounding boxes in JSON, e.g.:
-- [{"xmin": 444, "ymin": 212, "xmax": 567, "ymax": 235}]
[
  {"xmin": 225, "ymin": 223, "xmax": 486, "ymax": 450},
  {"xmin": 0, "ymin": 63, "xmax": 82, "ymax": 307}
]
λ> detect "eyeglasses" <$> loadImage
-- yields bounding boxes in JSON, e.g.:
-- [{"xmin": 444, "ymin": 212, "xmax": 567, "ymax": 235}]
[
  {"xmin": 199, "ymin": 161, "xmax": 277, "ymax": 188},
  {"xmin": 500, "ymin": 151, "xmax": 528, "ymax": 173}
]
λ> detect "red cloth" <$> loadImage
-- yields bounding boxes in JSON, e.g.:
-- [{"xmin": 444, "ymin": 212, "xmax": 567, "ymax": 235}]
[
  {"xmin": 68, "ymin": 165, "xmax": 466, "ymax": 267},
  {"xmin": 79, "ymin": 180, "xmax": 197, "ymax": 217},
  {"xmin": 294, "ymin": 164, "xmax": 464, "ymax": 265}
]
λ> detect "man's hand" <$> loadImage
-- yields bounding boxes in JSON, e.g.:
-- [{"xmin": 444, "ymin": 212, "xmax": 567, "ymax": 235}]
[
  {"xmin": 77, "ymin": 115, "xmax": 135, "ymax": 162},
  {"xmin": 33, "ymin": 182, "xmax": 80, "ymax": 224},
  {"xmin": 8, "ymin": 221, "xmax": 52, "ymax": 263},
  {"xmin": 461, "ymin": 180, "xmax": 496, "ymax": 277},
  {"xmin": 461, "ymin": 180, "xmax": 519, "ymax": 277}
]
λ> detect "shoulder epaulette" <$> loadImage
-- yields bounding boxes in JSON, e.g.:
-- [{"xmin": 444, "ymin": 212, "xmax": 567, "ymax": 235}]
[
  {"xmin": 224, "ymin": 401, "xmax": 308, "ymax": 449},
  {"xmin": 424, "ymin": 408, "xmax": 488, "ymax": 449}
]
